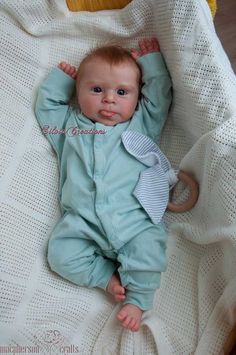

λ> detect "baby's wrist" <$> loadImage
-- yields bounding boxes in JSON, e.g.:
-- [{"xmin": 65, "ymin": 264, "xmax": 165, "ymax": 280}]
[{"xmin": 140, "ymin": 50, "xmax": 160, "ymax": 58}]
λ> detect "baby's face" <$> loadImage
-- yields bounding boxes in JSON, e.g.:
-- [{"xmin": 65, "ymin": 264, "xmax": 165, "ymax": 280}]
[{"xmin": 77, "ymin": 58, "xmax": 140, "ymax": 126}]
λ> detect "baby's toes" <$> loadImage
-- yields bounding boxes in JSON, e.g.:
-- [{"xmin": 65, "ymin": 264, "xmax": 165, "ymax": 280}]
[
  {"xmin": 127, "ymin": 318, "xmax": 137, "ymax": 330},
  {"xmin": 114, "ymin": 284, "xmax": 125, "ymax": 295},
  {"xmin": 114, "ymin": 294, "xmax": 126, "ymax": 302},
  {"xmin": 122, "ymin": 315, "xmax": 132, "ymax": 328},
  {"xmin": 117, "ymin": 309, "xmax": 126, "ymax": 321},
  {"xmin": 131, "ymin": 321, "xmax": 140, "ymax": 332}
]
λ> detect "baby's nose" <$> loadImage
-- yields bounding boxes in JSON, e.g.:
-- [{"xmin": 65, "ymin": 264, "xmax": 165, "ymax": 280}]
[{"xmin": 102, "ymin": 90, "xmax": 115, "ymax": 103}]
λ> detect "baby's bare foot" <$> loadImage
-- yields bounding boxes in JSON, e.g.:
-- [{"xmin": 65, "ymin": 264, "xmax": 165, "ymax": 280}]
[
  {"xmin": 117, "ymin": 304, "xmax": 143, "ymax": 332},
  {"xmin": 106, "ymin": 273, "xmax": 126, "ymax": 302}
]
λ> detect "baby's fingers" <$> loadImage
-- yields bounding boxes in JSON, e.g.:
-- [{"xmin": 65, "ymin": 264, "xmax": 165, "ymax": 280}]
[
  {"xmin": 58, "ymin": 62, "xmax": 77, "ymax": 79},
  {"xmin": 68, "ymin": 66, "xmax": 77, "ymax": 79},
  {"xmin": 139, "ymin": 39, "xmax": 152, "ymax": 54},
  {"xmin": 150, "ymin": 37, "xmax": 160, "ymax": 51},
  {"xmin": 58, "ymin": 61, "xmax": 67, "ymax": 70},
  {"xmin": 58, "ymin": 62, "xmax": 72, "ymax": 73},
  {"xmin": 130, "ymin": 49, "xmax": 140, "ymax": 60},
  {"xmin": 139, "ymin": 38, "xmax": 160, "ymax": 54}
]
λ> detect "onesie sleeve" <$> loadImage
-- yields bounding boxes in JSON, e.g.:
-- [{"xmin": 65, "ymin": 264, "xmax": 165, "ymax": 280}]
[
  {"xmin": 35, "ymin": 67, "xmax": 76, "ymax": 158},
  {"xmin": 136, "ymin": 52, "xmax": 172, "ymax": 141}
]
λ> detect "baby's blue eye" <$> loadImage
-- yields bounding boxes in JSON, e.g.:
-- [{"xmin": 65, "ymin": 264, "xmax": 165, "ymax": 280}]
[
  {"xmin": 117, "ymin": 89, "xmax": 127, "ymax": 96},
  {"xmin": 92, "ymin": 87, "xmax": 102, "ymax": 93}
]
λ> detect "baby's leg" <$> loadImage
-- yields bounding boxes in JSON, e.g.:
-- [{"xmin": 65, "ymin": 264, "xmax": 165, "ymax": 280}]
[
  {"xmin": 117, "ymin": 223, "xmax": 168, "ymax": 331},
  {"xmin": 47, "ymin": 213, "xmax": 117, "ymax": 291}
]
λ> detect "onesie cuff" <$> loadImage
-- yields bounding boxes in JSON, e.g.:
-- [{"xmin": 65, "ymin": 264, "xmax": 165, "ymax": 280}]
[
  {"xmin": 123, "ymin": 290, "xmax": 155, "ymax": 311},
  {"xmin": 47, "ymin": 67, "xmax": 76, "ymax": 98},
  {"xmin": 137, "ymin": 52, "xmax": 169, "ymax": 78}
]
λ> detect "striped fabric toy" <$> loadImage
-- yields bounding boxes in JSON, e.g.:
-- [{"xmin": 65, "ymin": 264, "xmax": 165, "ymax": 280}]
[{"xmin": 121, "ymin": 131, "xmax": 178, "ymax": 224}]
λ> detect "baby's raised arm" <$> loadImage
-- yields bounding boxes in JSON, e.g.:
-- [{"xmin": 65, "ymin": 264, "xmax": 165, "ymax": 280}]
[
  {"xmin": 131, "ymin": 39, "xmax": 199, "ymax": 213},
  {"xmin": 130, "ymin": 37, "xmax": 172, "ymax": 141},
  {"xmin": 35, "ymin": 62, "xmax": 77, "ymax": 158}
]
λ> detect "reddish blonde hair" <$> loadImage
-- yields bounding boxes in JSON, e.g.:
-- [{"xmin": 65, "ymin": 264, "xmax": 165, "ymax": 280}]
[{"xmin": 77, "ymin": 45, "xmax": 142, "ymax": 85}]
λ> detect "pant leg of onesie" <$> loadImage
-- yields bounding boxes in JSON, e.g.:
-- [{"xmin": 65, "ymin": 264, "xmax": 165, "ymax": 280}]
[
  {"xmin": 117, "ymin": 222, "xmax": 168, "ymax": 311},
  {"xmin": 47, "ymin": 212, "xmax": 117, "ymax": 290}
]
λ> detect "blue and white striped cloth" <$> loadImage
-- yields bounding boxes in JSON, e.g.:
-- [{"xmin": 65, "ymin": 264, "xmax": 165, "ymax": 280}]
[{"xmin": 121, "ymin": 131, "xmax": 178, "ymax": 224}]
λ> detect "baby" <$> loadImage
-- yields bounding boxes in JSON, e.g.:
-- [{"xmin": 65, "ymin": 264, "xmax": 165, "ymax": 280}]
[{"xmin": 35, "ymin": 38, "xmax": 173, "ymax": 332}]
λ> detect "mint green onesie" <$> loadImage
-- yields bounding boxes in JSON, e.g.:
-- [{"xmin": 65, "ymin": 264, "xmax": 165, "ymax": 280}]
[{"xmin": 35, "ymin": 52, "xmax": 172, "ymax": 311}]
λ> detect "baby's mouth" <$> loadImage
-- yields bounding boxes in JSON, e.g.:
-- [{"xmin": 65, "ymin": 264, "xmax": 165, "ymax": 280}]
[{"xmin": 99, "ymin": 110, "xmax": 116, "ymax": 118}]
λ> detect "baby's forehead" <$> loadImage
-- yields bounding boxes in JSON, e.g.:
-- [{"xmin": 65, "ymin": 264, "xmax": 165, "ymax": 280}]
[
  {"xmin": 83, "ymin": 56, "xmax": 137, "ymax": 69},
  {"xmin": 79, "ymin": 56, "xmax": 141, "ymax": 81}
]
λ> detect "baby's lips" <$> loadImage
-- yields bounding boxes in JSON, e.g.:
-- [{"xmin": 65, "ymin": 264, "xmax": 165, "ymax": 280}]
[{"xmin": 99, "ymin": 110, "xmax": 116, "ymax": 117}]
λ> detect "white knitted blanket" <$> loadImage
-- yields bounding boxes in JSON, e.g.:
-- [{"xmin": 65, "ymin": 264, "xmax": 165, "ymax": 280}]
[{"xmin": 1, "ymin": 0, "xmax": 236, "ymax": 354}]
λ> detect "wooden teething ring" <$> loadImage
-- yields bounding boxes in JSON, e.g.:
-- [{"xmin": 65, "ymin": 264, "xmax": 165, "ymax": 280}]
[{"xmin": 167, "ymin": 171, "xmax": 199, "ymax": 213}]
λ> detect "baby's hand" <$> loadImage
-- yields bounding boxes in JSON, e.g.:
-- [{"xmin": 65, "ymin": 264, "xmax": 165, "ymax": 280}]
[
  {"xmin": 131, "ymin": 38, "xmax": 160, "ymax": 60},
  {"xmin": 58, "ymin": 62, "xmax": 77, "ymax": 79}
]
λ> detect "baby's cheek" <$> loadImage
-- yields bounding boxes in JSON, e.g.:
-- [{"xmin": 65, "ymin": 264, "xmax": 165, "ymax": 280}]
[
  {"xmin": 79, "ymin": 96, "xmax": 95, "ymax": 114},
  {"xmin": 122, "ymin": 100, "xmax": 137, "ymax": 118}
]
